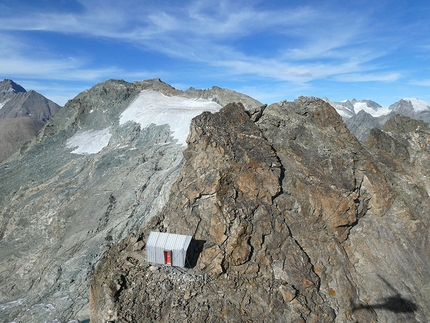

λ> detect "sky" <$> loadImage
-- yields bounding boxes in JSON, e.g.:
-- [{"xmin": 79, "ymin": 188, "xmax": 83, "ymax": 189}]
[{"xmin": 1, "ymin": 0, "xmax": 430, "ymax": 107}]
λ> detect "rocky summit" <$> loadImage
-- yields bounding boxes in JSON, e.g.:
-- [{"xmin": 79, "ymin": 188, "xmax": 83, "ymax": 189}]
[{"xmin": 1, "ymin": 79, "xmax": 429, "ymax": 323}]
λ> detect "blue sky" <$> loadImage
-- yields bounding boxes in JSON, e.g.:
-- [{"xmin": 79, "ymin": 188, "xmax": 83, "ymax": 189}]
[{"xmin": 1, "ymin": 0, "xmax": 430, "ymax": 106}]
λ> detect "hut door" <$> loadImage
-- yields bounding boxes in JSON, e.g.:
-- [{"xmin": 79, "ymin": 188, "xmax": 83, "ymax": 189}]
[{"xmin": 164, "ymin": 250, "xmax": 172, "ymax": 265}]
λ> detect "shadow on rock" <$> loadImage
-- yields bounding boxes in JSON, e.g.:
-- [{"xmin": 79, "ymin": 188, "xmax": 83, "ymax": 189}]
[
  {"xmin": 353, "ymin": 296, "xmax": 417, "ymax": 313},
  {"xmin": 353, "ymin": 275, "xmax": 418, "ymax": 314}
]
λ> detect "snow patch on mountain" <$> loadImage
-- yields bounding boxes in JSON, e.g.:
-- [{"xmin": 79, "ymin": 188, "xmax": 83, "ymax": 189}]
[
  {"xmin": 120, "ymin": 90, "xmax": 222, "ymax": 145},
  {"xmin": 0, "ymin": 99, "xmax": 10, "ymax": 110},
  {"xmin": 66, "ymin": 128, "xmax": 112, "ymax": 154}
]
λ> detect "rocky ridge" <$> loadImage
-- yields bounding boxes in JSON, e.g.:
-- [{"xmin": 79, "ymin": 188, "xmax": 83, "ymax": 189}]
[{"xmin": 91, "ymin": 98, "xmax": 429, "ymax": 322}]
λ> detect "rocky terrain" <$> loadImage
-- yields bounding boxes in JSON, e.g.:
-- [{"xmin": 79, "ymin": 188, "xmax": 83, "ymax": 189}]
[
  {"xmin": 0, "ymin": 79, "xmax": 62, "ymax": 162},
  {"xmin": 1, "ymin": 78, "xmax": 429, "ymax": 322},
  {"xmin": 0, "ymin": 79, "xmax": 262, "ymax": 322},
  {"xmin": 91, "ymin": 98, "xmax": 430, "ymax": 322}
]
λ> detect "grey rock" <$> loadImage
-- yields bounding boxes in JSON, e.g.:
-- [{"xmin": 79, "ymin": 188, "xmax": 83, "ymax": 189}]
[
  {"xmin": 0, "ymin": 79, "xmax": 26, "ymax": 96},
  {"xmin": 0, "ymin": 90, "xmax": 61, "ymax": 122},
  {"xmin": 184, "ymin": 86, "xmax": 265, "ymax": 120}
]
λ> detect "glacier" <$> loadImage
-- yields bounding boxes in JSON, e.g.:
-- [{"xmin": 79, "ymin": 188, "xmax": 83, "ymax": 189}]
[{"xmin": 119, "ymin": 90, "xmax": 222, "ymax": 146}]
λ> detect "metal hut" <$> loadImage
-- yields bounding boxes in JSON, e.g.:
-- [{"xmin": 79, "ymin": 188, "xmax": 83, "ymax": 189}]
[{"xmin": 146, "ymin": 231, "xmax": 193, "ymax": 267}]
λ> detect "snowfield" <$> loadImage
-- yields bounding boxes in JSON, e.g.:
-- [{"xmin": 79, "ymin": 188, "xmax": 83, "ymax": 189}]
[
  {"xmin": 66, "ymin": 128, "xmax": 112, "ymax": 154},
  {"xmin": 120, "ymin": 90, "xmax": 222, "ymax": 145}
]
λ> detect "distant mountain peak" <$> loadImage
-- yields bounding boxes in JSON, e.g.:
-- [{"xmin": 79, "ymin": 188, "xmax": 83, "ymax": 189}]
[
  {"xmin": 388, "ymin": 98, "xmax": 430, "ymax": 115},
  {"xmin": 0, "ymin": 78, "xmax": 27, "ymax": 94},
  {"xmin": 0, "ymin": 79, "xmax": 62, "ymax": 162},
  {"xmin": 401, "ymin": 98, "xmax": 430, "ymax": 112}
]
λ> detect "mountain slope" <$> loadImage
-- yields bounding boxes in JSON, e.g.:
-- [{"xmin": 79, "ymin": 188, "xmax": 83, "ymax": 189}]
[
  {"xmin": 344, "ymin": 110, "xmax": 387, "ymax": 141},
  {"xmin": 1, "ymin": 79, "xmax": 429, "ymax": 322},
  {"xmin": 0, "ymin": 117, "xmax": 45, "ymax": 161}
]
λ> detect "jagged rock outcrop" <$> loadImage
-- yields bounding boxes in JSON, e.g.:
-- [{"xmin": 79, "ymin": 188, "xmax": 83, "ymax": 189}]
[
  {"xmin": 0, "ymin": 79, "xmax": 62, "ymax": 162},
  {"xmin": 0, "ymin": 79, "xmax": 262, "ymax": 322},
  {"xmin": 90, "ymin": 98, "xmax": 430, "ymax": 322}
]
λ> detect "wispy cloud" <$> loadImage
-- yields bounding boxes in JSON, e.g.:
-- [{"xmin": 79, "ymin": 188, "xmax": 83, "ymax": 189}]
[
  {"xmin": 335, "ymin": 72, "xmax": 401, "ymax": 82},
  {"xmin": 0, "ymin": 1, "xmax": 372, "ymax": 63},
  {"xmin": 0, "ymin": 26, "xmax": 161, "ymax": 81},
  {"xmin": 0, "ymin": 0, "xmax": 427, "ymax": 105},
  {"xmin": 410, "ymin": 79, "xmax": 430, "ymax": 87},
  {"xmin": 0, "ymin": 55, "xmax": 151, "ymax": 82}
]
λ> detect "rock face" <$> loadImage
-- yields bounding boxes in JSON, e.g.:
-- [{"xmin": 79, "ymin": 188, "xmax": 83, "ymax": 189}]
[
  {"xmin": 90, "ymin": 98, "xmax": 429, "ymax": 322},
  {"xmin": 0, "ymin": 79, "xmax": 62, "ymax": 162},
  {"xmin": 0, "ymin": 79, "xmax": 262, "ymax": 322}
]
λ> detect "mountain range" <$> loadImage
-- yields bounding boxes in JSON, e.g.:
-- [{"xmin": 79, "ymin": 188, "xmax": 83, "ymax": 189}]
[
  {"xmin": 0, "ymin": 79, "xmax": 429, "ymax": 322},
  {"xmin": 325, "ymin": 97, "xmax": 430, "ymax": 141}
]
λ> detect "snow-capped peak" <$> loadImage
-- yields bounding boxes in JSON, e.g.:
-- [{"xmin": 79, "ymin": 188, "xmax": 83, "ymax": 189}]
[
  {"xmin": 324, "ymin": 98, "xmax": 389, "ymax": 118},
  {"xmin": 401, "ymin": 98, "xmax": 430, "ymax": 112}
]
